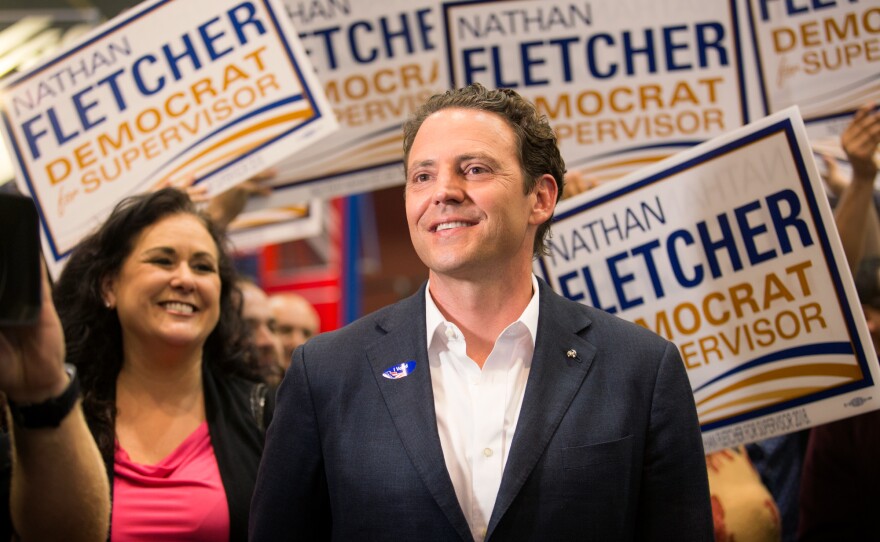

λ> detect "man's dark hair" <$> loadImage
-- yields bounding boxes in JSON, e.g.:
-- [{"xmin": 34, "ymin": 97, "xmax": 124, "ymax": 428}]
[{"xmin": 402, "ymin": 83, "xmax": 565, "ymax": 257}]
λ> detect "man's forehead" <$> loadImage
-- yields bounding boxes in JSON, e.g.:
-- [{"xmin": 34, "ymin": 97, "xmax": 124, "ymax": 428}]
[
  {"xmin": 241, "ymin": 282, "xmax": 267, "ymax": 299},
  {"xmin": 240, "ymin": 283, "xmax": 271, "ymax": 312},
  {"xmin": 423, "ymin": 107, "xmax": 508, "ymax": 127},
  {"xmin": 409, "ymin": 108, "xmax": 515, "ymax": 158},
  {"xmin": 272, "ymin": 296, "xmax": 318, "ymax": 323}
]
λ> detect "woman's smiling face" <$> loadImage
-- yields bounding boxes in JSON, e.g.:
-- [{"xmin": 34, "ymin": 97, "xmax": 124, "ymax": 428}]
[{"xmin": 103, "ymin": 213, "xmax": 222, "ymax": 352}]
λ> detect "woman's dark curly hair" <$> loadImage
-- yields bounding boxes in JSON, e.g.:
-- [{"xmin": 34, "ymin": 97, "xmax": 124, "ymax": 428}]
[{"xmin": 53, "ymin": 188, "xmax": 255, "ymax": 462}]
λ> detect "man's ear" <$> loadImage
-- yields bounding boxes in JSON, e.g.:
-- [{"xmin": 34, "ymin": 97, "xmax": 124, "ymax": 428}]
[
  {"xmin": 530, "ymin": 174, "xmax": 558, "ymax": 225},
  {"xmin": 101, "ymin": 275, "xmax": 117, "ymax": 309}
]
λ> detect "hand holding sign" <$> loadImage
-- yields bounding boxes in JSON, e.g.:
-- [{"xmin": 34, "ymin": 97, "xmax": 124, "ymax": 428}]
[
  {"xmin": 185, "ymin": 169, "xmax": 275, "ymax": 230},
  {"xmin": 842, "ymin": 102, "xmax": 880, "ymax": 183}
]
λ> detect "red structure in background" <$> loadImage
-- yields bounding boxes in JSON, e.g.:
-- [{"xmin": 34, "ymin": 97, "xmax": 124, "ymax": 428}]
[
  {"xmin": 235, "ymin": 187, "xmax": 426, "ymax": 333},
  {"xmin": 243, "ymin": 198, "xmax": 345, "ymax": 333}
]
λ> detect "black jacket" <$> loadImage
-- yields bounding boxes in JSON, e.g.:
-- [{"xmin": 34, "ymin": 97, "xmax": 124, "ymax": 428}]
[{"xmin": 105, "ymin": 364, "xmax": 273, "ymax": 542}]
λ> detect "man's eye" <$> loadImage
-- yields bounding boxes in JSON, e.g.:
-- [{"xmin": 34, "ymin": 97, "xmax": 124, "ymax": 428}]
[
  {"xmin": 466, "ymin": 166, "xmax": 487, "ymax": 175},
  {"xmin": 412, "ymin": 173, "xmax": 431, "ymax": 183}
]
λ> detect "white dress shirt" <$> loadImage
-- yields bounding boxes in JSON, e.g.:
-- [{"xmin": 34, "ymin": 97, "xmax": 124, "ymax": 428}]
[{"xmin": 425, "ymin": 275, "xmax": 540, "ymax": 542}]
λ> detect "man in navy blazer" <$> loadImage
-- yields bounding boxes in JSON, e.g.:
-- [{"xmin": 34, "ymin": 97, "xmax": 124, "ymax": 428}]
[{"xmin": 250, "ymin": 84, "xmax": 713, "ymax": 541}]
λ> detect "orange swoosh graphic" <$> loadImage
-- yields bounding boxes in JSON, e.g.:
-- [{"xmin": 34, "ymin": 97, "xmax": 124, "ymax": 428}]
[
  {"xmin": 160, "ymin": 108, "xmax": 313, "ymax": 185},
  {"xmin": 695, "ymin": 363, "xmax": 863, "ymax": 407}
]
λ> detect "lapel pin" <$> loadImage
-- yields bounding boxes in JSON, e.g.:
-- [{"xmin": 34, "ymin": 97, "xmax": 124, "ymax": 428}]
[
  {"xmin": 566, "ymin": 349, "xmax": 578, "ymax": 359},
  {"xmin": 382, "ymin": 360, "xmax": 417, "ymax": 380}
]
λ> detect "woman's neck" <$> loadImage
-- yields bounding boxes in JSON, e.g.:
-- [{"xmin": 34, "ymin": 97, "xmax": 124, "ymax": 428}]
[
  {"xmin": 117, "ymin": 340, "xmax": 204, "ymax": 401},
  {"xmin": 114, "ymin": 343, "xmax": 207, "ymax": 465}
]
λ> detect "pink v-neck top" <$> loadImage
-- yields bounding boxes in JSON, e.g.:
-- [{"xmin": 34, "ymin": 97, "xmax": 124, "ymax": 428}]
[{"xmin": 111, "ymin": 421, "xmax": 230, "ymax": 541}]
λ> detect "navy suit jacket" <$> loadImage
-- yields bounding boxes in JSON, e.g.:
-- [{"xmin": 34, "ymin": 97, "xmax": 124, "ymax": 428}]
[{"xmin": 250, "ymin": 280, "xmax": 713, "ymax": 541}]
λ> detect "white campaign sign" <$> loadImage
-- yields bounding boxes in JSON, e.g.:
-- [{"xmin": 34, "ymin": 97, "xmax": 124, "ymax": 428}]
[
  {"xmin": 0, "ymin": 0, "xmax": 337, "ymax": 275},
  {"xmin": 536, "ymin": 107, "xmax": 880, "ymax": 452}
]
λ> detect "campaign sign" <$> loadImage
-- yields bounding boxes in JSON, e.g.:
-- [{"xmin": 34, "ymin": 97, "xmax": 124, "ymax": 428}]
[
  {"xmin": 443, "ymin": 0, "xmax": 749, "ymax": 182},
  {"xmin": 746, "ymin": 0, "xmax": 879, "ymax": 123},
  {"xmin": 260, "ymin": 0, "xmax": 446, "ymax": 204},
  {"xmin": 0, "ymin": 0, "xmax": 337, "ymax": 275},
  {"xmin": 227, "ymin": 199, "xmax": 323, "ymax": 252},
  {"xmin": 536, "ymin": 108, "xmax": 880, "ymax": 452}
]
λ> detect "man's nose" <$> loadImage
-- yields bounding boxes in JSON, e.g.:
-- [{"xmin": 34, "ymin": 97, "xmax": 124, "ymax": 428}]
[
  {"xmin": 433, "ymin": 170, "xmax": 466, "ymax": 205},
  {"xmin": 255, "ymin": 322, "xmax": 275, "ymax": 347}
]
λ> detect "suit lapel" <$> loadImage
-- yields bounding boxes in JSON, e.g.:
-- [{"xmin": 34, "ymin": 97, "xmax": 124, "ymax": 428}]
[
  {"xmin": 487, "ymin": 282, "xmax": 597, "ymax": 535},
  {"xmin": 365, "ymin": 286, "xmax": 473, "ymax": 542}
]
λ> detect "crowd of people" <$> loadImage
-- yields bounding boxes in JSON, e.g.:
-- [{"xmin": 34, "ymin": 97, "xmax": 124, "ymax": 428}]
[{"xmin": 0, "ymin": 85, "xmax": 876, "ymax": 541}]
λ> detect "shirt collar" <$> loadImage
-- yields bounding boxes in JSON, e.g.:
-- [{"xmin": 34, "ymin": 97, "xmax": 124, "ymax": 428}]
[{"xmin": 425, "ymin": 275, "xmax": 541, "ymax": 350}]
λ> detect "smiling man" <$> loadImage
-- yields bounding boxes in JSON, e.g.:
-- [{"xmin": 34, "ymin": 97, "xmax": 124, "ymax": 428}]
[{"xmin": 250, "ymin": 84, "xmax": 713, "ymax": 541}]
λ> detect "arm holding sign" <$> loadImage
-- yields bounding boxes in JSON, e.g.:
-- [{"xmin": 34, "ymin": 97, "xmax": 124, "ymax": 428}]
[
  {"xmin": 831, "ymin": 103, "xmax": 880, "ymax": 274},
  {"xmin": 187, "ymin": 170, "xmax": 276, "ymax": 231},
  {"xmin": 0, "ymin": 265, "xmax": 109, "ymax": 542},
  {"xmin": 822, "ymin": 152, "xmax": 880, "ymax": 265},
  {"xmin": 561, "ymin": 170, "xmax": 602, "ymax": 200},
  {"xmin": 821, "ymin": 154, "xmax": 849, "ymax": 198},
  {"xmin": 799, "ymin": 103, "xmax": 880, "ymax": 541}
]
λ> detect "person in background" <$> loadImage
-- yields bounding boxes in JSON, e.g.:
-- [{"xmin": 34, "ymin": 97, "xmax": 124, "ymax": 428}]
[
  {"xmin": 0, "ymin": 265, "xmax": 110, "ymax": 541},
  {"xmin": 797, "ymin": 102, "xmax": 880, "ymax": 541},
  {"xmin": 52, "ymin": 188, "xmax": 271, "ymax": 541},
  {"xmin": 826, "ymin": 102, "xmax": 880, "ymax": 274},
  {"xmin": 250, "ymin": 83, "xmax": 712, "ymax": 541},
  {"xmin": 269, "ymin": 293, "xmax": 320, "ymax": 367},
  {"xmin": 236, "ymin": 279, "xmax": 284, "ymax": 386},
  {"xmin": 744, "ymin": 433, "xmax": 806, "ymax": 542},
  {"xmin": 707, "ymin": 446, "xmax": 781, "ymax": 542}
]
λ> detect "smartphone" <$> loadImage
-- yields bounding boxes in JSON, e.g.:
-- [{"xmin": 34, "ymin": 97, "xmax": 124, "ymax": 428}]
[{"xmin": 0, "ymin": 193, "xmax": 41, "ymax": 325}]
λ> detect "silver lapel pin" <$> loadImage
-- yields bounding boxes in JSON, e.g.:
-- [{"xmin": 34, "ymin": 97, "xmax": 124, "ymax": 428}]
[{"xmin": 566, "ymin": 349, "xmax": 578, "ymax": 359}]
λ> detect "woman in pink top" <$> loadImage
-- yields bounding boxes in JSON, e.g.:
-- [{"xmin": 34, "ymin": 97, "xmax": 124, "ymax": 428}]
[{"xmin": 53, "ymin": 188, "xmax": 272, "ymax": 541}]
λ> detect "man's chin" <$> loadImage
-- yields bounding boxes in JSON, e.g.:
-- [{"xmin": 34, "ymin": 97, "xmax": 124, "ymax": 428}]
[{"xmin": 427, "ymin": 260, "xmax": 487, "ymax": 281}]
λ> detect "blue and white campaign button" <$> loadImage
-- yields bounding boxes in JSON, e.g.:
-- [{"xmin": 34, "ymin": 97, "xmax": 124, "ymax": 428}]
[{"xmin": 382, "ymin": 361, "xmax": 416, "ymax": 380}]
